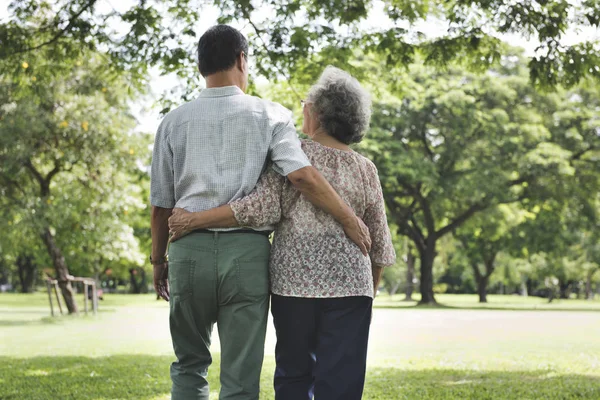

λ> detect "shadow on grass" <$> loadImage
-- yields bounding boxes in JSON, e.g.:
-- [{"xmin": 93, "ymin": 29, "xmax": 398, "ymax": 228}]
[
  {"xmin": 0, "ymin": 312, "xmax": 120, "ymax": 327},
  {"xmin": 0, "ymin": 309, "xmax": 52, "ymax": 314},
  {"xmin": 0, "ymin": 320, "xmax": 46, "ymax": 327},
  {"xmin": 0, "ymin": 316, "xmax": 70, "ymax": 327},
  {"xmin": 1, "ymin": 355, "xmax": 599, "ymax": 400}
]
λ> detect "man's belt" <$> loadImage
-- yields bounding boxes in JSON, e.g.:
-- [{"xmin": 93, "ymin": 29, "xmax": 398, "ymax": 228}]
[{"xmin": 191, "ymin": 229, "xmax": 272, "ymax": 237}]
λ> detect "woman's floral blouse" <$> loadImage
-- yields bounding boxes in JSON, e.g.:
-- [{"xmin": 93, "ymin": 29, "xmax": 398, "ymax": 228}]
[{"xmin": 230, "ymin": 140, "xmax": 396, "ymax": 298}]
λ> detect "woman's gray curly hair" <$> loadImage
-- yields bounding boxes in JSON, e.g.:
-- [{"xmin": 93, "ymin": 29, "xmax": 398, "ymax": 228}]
[{"xmin": 307, "ymin": 66, "xmax": 372, "ymax": 145}]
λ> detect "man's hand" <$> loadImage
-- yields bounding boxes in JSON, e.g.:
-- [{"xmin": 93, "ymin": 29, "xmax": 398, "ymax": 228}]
[
  {"xmin": 168, "ymin": 208, "xmax": 193, "ymax": 242},
  {"xmin": 342, "ymin": 215, "xmax": 371, "ymax": 256},
  {"xmin": 154, "ymin": 263, "xmax": 169, "ymax": 302}
]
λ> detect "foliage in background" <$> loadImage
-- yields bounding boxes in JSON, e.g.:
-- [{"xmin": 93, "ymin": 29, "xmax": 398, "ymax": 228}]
[
  {"xmin": 1, "ymin": 1, "xmax": 599, "ymax": 303},
  {"xmin": 255, "ymin": 47, "xmax": 600, "ymax": 304},
  {"xmin": 0, "ymin": 45, "xmax": 151, "ymax": 309},
  {"xmin": 2, "ymin": 0, "xmax": 600, "ymax": 107}
]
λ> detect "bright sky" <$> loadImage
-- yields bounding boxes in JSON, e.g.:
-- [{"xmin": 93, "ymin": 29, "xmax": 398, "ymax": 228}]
[{"xmin": 1, "ymin": 0, "xmax": 599, "ymax": 134}]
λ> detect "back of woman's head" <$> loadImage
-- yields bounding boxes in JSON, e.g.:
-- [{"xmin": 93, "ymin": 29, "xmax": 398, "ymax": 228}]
[{"xmin": 307, "ymin": 66, "xmax": 372, "ymax": 145}]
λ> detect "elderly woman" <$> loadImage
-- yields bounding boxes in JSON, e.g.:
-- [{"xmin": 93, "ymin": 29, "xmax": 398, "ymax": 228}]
[{"xmin": 168, "ymin": 66, "xmax": 395, "ymax": 400}]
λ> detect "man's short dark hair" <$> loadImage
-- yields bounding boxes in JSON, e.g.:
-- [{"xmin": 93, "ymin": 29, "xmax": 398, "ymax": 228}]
[{"xmin": 197, "ymin": 25, "xmax": 248, "ymax": 77}]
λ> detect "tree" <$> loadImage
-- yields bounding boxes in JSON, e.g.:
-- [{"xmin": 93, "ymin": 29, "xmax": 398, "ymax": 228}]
[
  {"xmin": 582, "ymin": 224, "xmax": 600, "ymax": 299},
  {"xmin": 0, "ymin": 46, "xmax": 148, "ymax": 311},
  {"xmin": 510, "ymin": 86, "xmax": 600, "ymax": 297},
  {"xmin": 15, "ymin": 254, "xmax": 37, "ymax": 293},
  {"xmin": 359, "ymin": 47, "xmax": 600, "ymax": 304},
  {"xmin": 505, "ymin": 194, "xmax": 600, "ymax": 301},
  {"xmin": 264, "ymin": 48, "xmax": 598, "ymax": 305},
  {"xmin": 3, "ymin": 0, "xmax": 600, "ymax": 102},
  {"xmin": 404, "ymin": 243, "xmax": 418, "ymax": 301},
  {"xmin": 360, "ymin": 60, "xmax": 552, "ymax": 303},
  {"xmin": 455, "ymin": 205, "xmax": 525, "ymax": 303},
  {"xmin": 3, "ymin": 2, "xmax": 598, "ymax": 303},
  {"xmin": 0, "ymin": 206, "xmax": 47, "ymax": 292},
  {"xmin": 550, "ymin": 208, "xmax": 600, "ymax": 300},
  {"xmin": 2, "ymin": 1, "xmax": 199, "ymax": 87}
]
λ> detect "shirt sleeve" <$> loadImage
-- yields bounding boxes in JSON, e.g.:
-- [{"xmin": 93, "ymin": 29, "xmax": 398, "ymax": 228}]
[
  {"xmin": 363, "ymin": 162, "xmax": 396, "ymax": 267},
  {"xmin": 269, "ymin": 110, "xmax": 311, "ymax": 176},
  {"xmin": 230, "ymin": 167, "xmax": 285, "ymax": 227},
  {"xmin": 150, "ymin": 119, "xmax": 176, "ymax": 208}
]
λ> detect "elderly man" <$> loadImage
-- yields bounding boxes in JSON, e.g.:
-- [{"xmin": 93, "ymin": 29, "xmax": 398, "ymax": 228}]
[{"xmin": 150, "ymin": 25, "xmax": 370, "ymax": 400}]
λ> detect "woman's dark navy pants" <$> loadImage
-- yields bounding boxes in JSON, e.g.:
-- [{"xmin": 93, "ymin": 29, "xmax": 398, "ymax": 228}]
[{"xmin": 271, "ymin": 294, "xmax": 373, "ymax": 400}]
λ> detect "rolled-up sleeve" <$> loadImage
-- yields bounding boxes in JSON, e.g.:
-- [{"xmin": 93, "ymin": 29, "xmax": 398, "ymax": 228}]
[
  {"xmin": 269, "ymin": 111, "xmax": 311, "ymax": 176},
  {"xmin": 364, "ymin": 163, "xmax": 396, "ymax": 267},
  {"xmin": 150, "ymin": 120, "xmax": 176, "ymax": 208},
  {"xmin": 230, "ymin": 168, "xmax": 284, "ymax": 227}
]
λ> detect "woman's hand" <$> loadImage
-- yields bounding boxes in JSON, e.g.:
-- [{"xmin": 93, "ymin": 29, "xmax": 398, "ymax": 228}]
[{"xmin": 168, "ymin": 208, "xmax": 194, "ymax": 242}]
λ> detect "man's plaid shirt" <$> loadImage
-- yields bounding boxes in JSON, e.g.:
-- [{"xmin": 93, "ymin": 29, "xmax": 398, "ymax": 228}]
[{"xmin": 150, "ymin": 85, "xmax": 311, "ymax": 230}]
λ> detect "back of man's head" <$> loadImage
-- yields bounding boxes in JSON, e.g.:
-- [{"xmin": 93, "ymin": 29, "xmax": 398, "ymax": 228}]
[{"xmin": 197, "ymin": 25, "xmax": 248, "ymax": 77}]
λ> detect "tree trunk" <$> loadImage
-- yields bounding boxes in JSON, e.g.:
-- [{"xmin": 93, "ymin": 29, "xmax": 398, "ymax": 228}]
[
  {"xmin": 404, "ymin": 249, "xmax": 415, "ymax": 301},
  {"xmin": 477, "ymin": 275, "xmax": 489, "ymax": 303},
  {"xmin": 129, "ymin": 267, "xmax": 148, "ymax": 294},
  {"xmin": 17, "ymin": 255, "xmax": 37, "ymax": 293},
  {"xmin": 526, "ymin": 279, "xmax": 533, "ymax": 297},
  {"xmin": 129, "ymin": 268, "xmax": 141, "ymax": 294},
  {"xmin": 586, "ymin": 274, "xmax": 594, "ymax": 300},
  {"xmin": 418, "ymin": 244, "xmax": 437, "ymax": 305},
  {"xmin": 472, "ymin": 263, "xmax": 489, "ymax": 303},
  {"xmin": 472, "ymin": 256, "xmax": 495, "ymax": 304},
  {"xmin": 139, "ymin": 268, "xmax": 148, "ymax": 293},
  {"xmin": 559, "ymin": 281, "xmax": 572, "ymax": 299},
  {"xmin": 0, "ymin": 259, "xmax": 9, "ymax": 287},
  {"xmin": 41, "ymin": 227, "xmax": 78, "ymax": 314},
  {"xmin": 546, "ymin": 278, "xmax": 557, "ymax": 303},
  {"xmin": 520, "ymin": 280, "xmax": 528, "ymax": 297}
]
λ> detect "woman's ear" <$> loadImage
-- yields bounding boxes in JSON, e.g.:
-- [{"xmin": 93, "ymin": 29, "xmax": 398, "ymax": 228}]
[
  {"xmin": 311, "ymin": 113, "xmax": 321, "ymax": 131},
  {"xmin": 308, "ymin": 107, "xmax": 319, "ymax": 126}
]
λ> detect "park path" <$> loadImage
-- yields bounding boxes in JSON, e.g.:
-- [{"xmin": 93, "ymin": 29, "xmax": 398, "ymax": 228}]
[
  {"xmin": 2, "ymin": 301, "xmax": 599, "ymax": 369},
  {"xmin": 219, "ymin": 307, "xmax": 600, "ymax": 366}
]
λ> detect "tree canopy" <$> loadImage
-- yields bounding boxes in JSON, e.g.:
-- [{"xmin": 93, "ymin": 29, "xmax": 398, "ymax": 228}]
[
  {"xmin": 1, "ymin": 1, "xmax": 599, "ymax": 304},
  {"xmin": 2, "ymin": 0, "xmax": 600, "ymax": 95},
  {"xmin": 0, "ymin": 43, "xmax": 150, "ymax": 310},
  {"xmin": 356, "ymin": 56, "xmax": 599, "ymax": 303}
]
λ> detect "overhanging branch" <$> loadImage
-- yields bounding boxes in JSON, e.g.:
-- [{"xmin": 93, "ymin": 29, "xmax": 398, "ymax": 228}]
[
  {"xmin": 386, "ymin": 199, "xmax": 426, "ymax": 252},
  {"xmin": 46, "ymin": 162, "xmax": 62, "ymax": 184},
  {"xmin": 408, "ymin": 213, "xmax": 426, "ymax": 244},
  {"xmin": 240, "ymin": 8, "xmax": 302, "ymax": 100},
  {"xmin": 395, "ymin": 176, "xmax": 436, "ymax": 237},
  {"xmin": 24, "ymin": 160, "xmax": 47, "ymax": 196},
  {"xmin": 8, "ymin": 0, "xmax": 98, "ymax": 56},
  {"xmin": 436, "ymin": 202, "xmax": 488, "ymax": 238},
  {"xmin": 571, "ymin": 146, "xmax": 596, "ymax": 161}
]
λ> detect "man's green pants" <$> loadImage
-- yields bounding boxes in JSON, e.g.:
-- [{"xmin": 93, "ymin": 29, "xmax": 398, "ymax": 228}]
[{"xmin": 167, "ymin": 231, "xmax": 271, "ymax": 400}]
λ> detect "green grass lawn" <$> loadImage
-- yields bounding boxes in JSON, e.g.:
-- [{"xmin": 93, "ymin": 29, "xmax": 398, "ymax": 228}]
[{"xmin": 1, "ymin": 292, "xmax": 599, "ymax": 399}]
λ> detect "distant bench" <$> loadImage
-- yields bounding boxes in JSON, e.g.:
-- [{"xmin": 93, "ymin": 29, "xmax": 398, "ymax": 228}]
[{"xmin": 46, "ymin": 276, "xmax": 99, "ymax": 316}]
